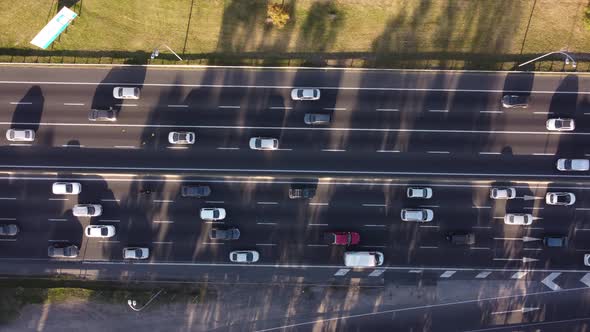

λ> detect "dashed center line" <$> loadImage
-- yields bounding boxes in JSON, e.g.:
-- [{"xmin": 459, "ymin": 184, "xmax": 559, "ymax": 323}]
[
  {"xmin": 419, "ymin": 225, "xmax": 439, "ymax": 228},
  {"xmin": 114, "ymin": 146, "xmax": 138, "ymax": 149},
  {"xmin": 153, "ymin": 241, "xmax": 173, "ymax": 245},
  {"xmin": 308, "ymin": 223, "xmax": 328, "ymax": 226},
  {"xmin": 0, "ymin": 198, "xmax": 16, "ymax": 200},
  {"xmin": 10, "ymin": 102, "xmax": 32, "ymax": 105},
  {"xmin": 257, "ymin": 201, "xmax": 278, "ymax": 205},
  {"xmin": 63, "ymin": 103, "xmax": 84, "ymax": 106},
  {"xmin": 321, "ymin": 149, "xmax": 346, "ymax": 152},
  {"xmin": 532, "ymin": 153, "xmax": 554, "ymax": 156},
  {"xmin": 428, "ymin": 109, "xmax": 449, "ymax": 113},
  {"xmin": 362, "ymin": 203, "xmax": 386, "ymax": 207},
  {"xmin": 217, "ymin": 147, "xmax": 240, "ymax": 150},
  {"xmin": 61, "ymin": 144, "xmax": 85, "ymax": 148},
  {"xmin": 533, "ymin": 111, "xmax": 553, "ymax": 115},
  {"xmin": 472, "ymin": 206, "xmax": 491, "ymax": 209},
  {"xmin": 323, "ymin": 107, "xmax": 346, "ymax": 111},
  {"xmin": 114, "ymin": 104, "xmax": 137, "ymax": 107},
  {"xmin": 307, "ymin": 244, "xmax": 329, "ymax": 247},
  {"xmin": 480, "ymin": 110, "xmax": 503, "ymax": 114},
  {"xmin": 419, "ymin": 246, "xmax": 439, "ymax": 249},
  {"xmin": 153, "ymin": 220, "xmax": 174, "ymax": 224},
  {"xmin": 256, "ymin": 222, "xmax": 277, "ymax": 225},
  {"xmin": 48, "ymin": 218, "xmax": 67, "ymax": 222},
  {"xmin": 205, "ymin": 200, "xmax": 225, "ymax": 204},
  {"xmin": 0, "ymin": 218, "xmax": 16, "ymax": 221},
  {"xmin": 479, "ymin": 152, "xmax": 501, "ymax": 155},
  {"xmin": 48, "ymin": 198, "xmax": 68, "ymax": 201},
  {"xmin": 376, "ymin": 150, "xmax": 400, "ymax": 153},
  {"xmin": 99, "ymin": 219, "xmax": 120, "ymax": 223},
  {"xmin": 153, "ymin": 200, "xmax": 174, "ymax": 203},
  {"xmin": 427, "ymin": 151, "xmax": 450, "ymax": 154},
  {"xmin": 218, "ymin": 105, "xmax": 240, "ymax": 109},
  {"xmin": 167, "ymin": 104, "xmax": 188, "ymax": 108},
  {"xmin": 256, "ymin": 243, "xmax": 277, "ymax": 246},
  {"xmin": 364, "ymin": 224, "xmax": 386, "ymax": 227},
  {"xmin": 375, "ymin": 108, "xmax": 399, "ymax": 112},
  {"xmin": 269, "ymin": 106, "xmax": 292, "ymax": 110},
  {"xmin": 101, "ymin": 199, "xmax": 120, "ymax": 202},
  {"xmin": 309, "ymin": 202, "xmax": 329, "ymax": 206}
]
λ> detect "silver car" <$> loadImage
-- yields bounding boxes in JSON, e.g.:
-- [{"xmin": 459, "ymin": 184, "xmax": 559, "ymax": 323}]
[
  {"xmin": 490, "ymin": 187, "xmax": 516, "ymax": 199},
  {"xmin": 401, "ymin": 208, "xmax": 434, "ymax": 222},
  {"xmin": 407, "ymin": 187, "xmax": 433, "ymax": 199},
  {"xmin": 113, "ymin": 87, "xmax": 140, "ymax": 99},
  {"xmin": 229, "ymin": 250, "xmax": 259, "ymax": 263},
  {"xmin": 249, "ymin": 137, "xmax": 279, "ymax": 150},
  {"xmin": 123, "ymin": 247, "xmax": 149, "ymax": 260},
  {"xmin": 6, "ymin": 129, "xmax": 35, "ymax": 142},
  {"xmin": 48, "ymin": 244, "xmax": 79, "ymax": 258},
  {"xmin": 504, "ymin": 213, "xmax": 533, "ymax": 225},
  {"xmin": 88, "ymin": 108, "xmax": 117, "ymax": 122},
  {"xmin": 73, "ymin": 204, "xmax": 102, "ymax": 217},
  {"xmin": 304, "ymin": 113, "xmax": 331, "ymax": 125},
  {"xmin": 291, "ymin": 88, "xmax": 320, "ymax": 101},
  {"xmin": 546, "ymin": 118, "xmax": 574, "ymax": 131},
  {"xmin": 557, "ymin": 159, "xmax": 590, "ymax": 171},
  {"xmin": 546, "ymin": 192, "xmax": 576, "ymax": 206}
]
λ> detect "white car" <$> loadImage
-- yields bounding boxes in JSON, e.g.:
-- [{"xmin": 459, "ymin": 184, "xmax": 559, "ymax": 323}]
[
  {"xmin": 557, "ymin": 158, "xmax": 590, "ymax": 171},
  {"xmin": 291, "ymin": 88, "xmax": 320, "ymax": 101},
  {"xmin": 407, "ymin": 187, "xmax": 433, "ymax": 199},
  {"xmin": 249, "ymin": 137, "xmax": 279, "ymax": 150},
  {"xmin": 546, "ymin": 118, "xmax": 575, "ymax": 132},
  {"xmin": 6, "ymin": 129, "xmax": 35, "ymax": 142},
  {"xmin": 545, "ymin": 192, "xmax": 576, "ymax": 206},
  {"xmin": 504, "ymin": 213, "xmax": 533, "ymax": 225},
  {"xmin": 52, "ymin": 182, "xmax": 81, "ymax": 195},
  {"xmin": 229, "ymin": 250, "xmax": 259, "ymax": 263},
  {"xmin": 123, "ymin": 247, "xmax": 149, "ymax": 260},
  {"xmin": 168, "ymin": 131, "xmax": 195, "ymax": 145},
  {"xmin": 584, "ymin": 254, "xmax": 590, "ymax": 267},
  {"xmin": 490, "ymin": 187, "xmax": 516, "ymax": 199},
  {"xmin": 85, "ymin": 225, "xmax": 115, "ymax": 238},
  {"xmin": 113, "ymin": 87, "xmax": 140, "ymax": 99},
  {"xmin": 401, "ymin": 208, "xmax": 433, "ymax": 222},
  {"xmin": 200, "ymin": 208, "xmax": 226, "ymax": 221},
  {"xmin": 73, "ymin": 204, "xmax": 102, "ymax": 217}
]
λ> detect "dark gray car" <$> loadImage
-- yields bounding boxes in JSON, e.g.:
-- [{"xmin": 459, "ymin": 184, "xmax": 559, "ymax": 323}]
[
  {"xmin": 501, "ymin": 95, "xmax": 530, "ymax": 108},
  {"xmin": 446, "ymin": 232, "xmax": 475, "ymax": 245},
  {"xmin": 209, "ymin": 228, "xmax": 240, "ymax": 240},
  {"xmin": 304, "ymin": 113, "xmax": 331, "ymax": 125},
  {"xmin": 181, "ymin": 185, "xmax": 211, "ymax": 198},
  {"xmin": 48, "ymin": 244, "xmax": 79, "ymax": 258},
  {"xmin": 88, "ymin": 108, "xmax": 117, "ymax": 121},
  {"xmin": 0, "ymin": 224, "xmax": 18, "ymax": 236}
]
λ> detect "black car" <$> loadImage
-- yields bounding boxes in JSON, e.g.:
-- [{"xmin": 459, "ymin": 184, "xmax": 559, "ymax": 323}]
[
  {"xmin": 501, "ymin": 95, "xmax": 530, "ymax": 108},
  {"xmin": 446, "ymin": 232, "xmax": 475, "ymax": 245},
  {"xmin": 88, "ymin": 108, "xmax": 117, "ymax": 121},
  {"xmin": 543, "ymin": 235, "xmax": 568, "ymax": 248},
  {"xmin": 48, "ymin": 244, "xmax": 79, "ymax": 258},
  {"xmin": 209, "ymin": 228, "xmax": 240, "ymax": 240},
  {"xmin": 304, "ymin": 113, "xmax": 331, "ymax": 125},
  {"xmin": 181, "ymin": 185, "xmax": 211, "ymax": 198},
  {"xmin": 288, "ymin": 187, "xmax": 316, "ymax": 199}
]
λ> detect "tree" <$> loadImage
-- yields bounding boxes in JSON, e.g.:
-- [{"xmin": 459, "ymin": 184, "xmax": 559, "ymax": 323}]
[{"xmin": 267, "ymin": 3, "xmax": 290, "ymax": 29}]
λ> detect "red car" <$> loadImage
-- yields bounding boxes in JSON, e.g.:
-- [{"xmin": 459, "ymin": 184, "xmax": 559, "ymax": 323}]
[{"xmin": 324, "ymin": 232, "xmax": 360, "ymax": 246}]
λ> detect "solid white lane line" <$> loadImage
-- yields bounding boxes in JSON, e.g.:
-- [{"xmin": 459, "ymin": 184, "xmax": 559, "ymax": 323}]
[
  {"xmin": 257, "ymin": 201, "xmax": 278, "ymax": 205},
  {"xmin": 309, "ymin": 203, "xmax": 328, "ymax": 206},
  {"xmin": 153, "ymin": 220, "xmax": 174, "ymax": 224},
  {"xmin": 218, "ymin": 105, "xmax": 240, "ymax": 109},
  {"xmin": 428, "ymin": 109, "xmax": 448, "ymax": 113},
  {"xmin": 205, "ymin": 200, "xmax": 225, "ymax": 204},
  {"xmin": 309, "ymin": 223, "xmax": 328, "ymax": 226},
  {"xmin": 256, "ymin": 243, "xmax": 276, "ymax": 246},
  {"xmin": 216, "ymin": 147, "xmax": 240, "ymax": 150},
  {"xmin": 48, "ymin": 218, "xmax": 67, "ymax": 222},
  {"xmin": 323, "ymin": 107, "xmax": 346, "ymax": 111},
  {"xmin": 376, "ymin": 108, "xmax": 399, "ymax": 112},
  {"xmin": 269, "ymin": 106, "xmax": 292, "ymax": 110},
  {"xmin": 479, "ymin": 152, "xmax": 501, "ymax": 155},
  {"xmin": 362, "ymin": 203, "xmax": 386, "ymax": 207},
  {"xmin": 101, "ymin": 199, "xmax": 120, "ymax": 202},
  {"xmin": 533, "ymin": 153, "xmax": 553, "ymax": 156},
  {"xmin": 114, "ymin": 103, "xmax": 137, "ymax": 107},
  {"xmin": 257, "ymin": 222, "xmax": 277, "ymax": 225},
  {"xmin": 322, "ymin": 149, "xmax": 346, "ymax": 152},
  {"xmin": 427, "ymin": 151, "xmax": 450, "ymax": 154},
  {"xmin": 153, "ymin": 199, "xmax": 174, "ymax": 203},
  {"xmin": 64, "ymin": 103, "xmax": 84, "ymax": 106},
  {"xmin": 480, "ymin": 110, "xmax": 503, "ymax": 114},
  {"xmin": 114, "ymin": 146, "xmax": 138, "ymax": 149},
  {"xmin": 376, "ymin": 150, "xmax": 400, "ymax": 153},
  {"xmin": 9, "ymin": 144, "xmax": 31, "ymax": 147},
  {"xmin": 364, "ymin": 224, "xmax": 386, "ymax": 227},
  {"xmin": 48, "ymin": 198, "xmax": 68, "ymax": 201},
  {"xmin": 10, "ymin": 102, "xmax": 32, "ymax": 105},
  {"xmin": 98, "ymin": 219, "xmax": 120, "ymax": 223},
  {"xmin": 167, "ymin": 104, "xmax": 188, "ymax": 108}
]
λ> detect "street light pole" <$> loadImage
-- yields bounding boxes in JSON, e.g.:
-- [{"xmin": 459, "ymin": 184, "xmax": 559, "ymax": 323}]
[
  {"xmin": 518, "ymin": 51, "xmax": 576, "ymax": 68},
  {"xmin": 150, "ymin": 44, "xmax": 183, "ymax": 61},
  {"xmin": 127, "ymin": 289, "xmax": 163, "ymax": 312}
]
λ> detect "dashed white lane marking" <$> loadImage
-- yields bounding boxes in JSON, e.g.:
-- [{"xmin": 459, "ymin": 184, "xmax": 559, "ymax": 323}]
[
  {"xmin": 419, "ymin": 205, "xmax": 439, "ymax": 208},
  {"xmin": 256, "ymin": 243, "xmax": 277, "ymax": 246},
  {"xmin": 541, "ymin": 272, "xmax": 562, "ymax": 291},
  {"xmin": 61, "ymin": 144, "xmax": 85, "ymax": 148},
  {"xmin": 428, "ymin": 109, "xmax": 449, "ymax": 113},
  {"xmin": 276, "ymin": 148, "xmax": 293, "ymax": 151},
  {"xmin": 307, "ymin": 244, "xmax": 329, "ymax": 247},
  {"xmin": 218, "ymin": 105, "xmax": 240, "ymax": 109},
  {"xmin": 473, "ymin": 206, "xmax": 492, "ymax": 209},
  {"xmin": 0, "ymin": 218, "xmax": 16, "ymax": 220},
  {"xmin": 376, "ymin": 108, "xmax": 399, "ymax": 112},
  {"xmin": 98, "ymin": 240, "xmax": 120, "ymax": 243},
  {"xmin": 257, "ymin": 201, "xmax": 278, "ymax": 205},
  {"xmin": 0, "ymin": 238, "xmax": 16, "ymax": 242},
  {"xmin": 533, "ymin": 111, "xmax": 553, "ymax": 115},
  {"xmin": 167, "ymin": 104, "xmax": 188, "ymax": 108},
  {"xmin": 256, "ymin": 222, "xmax": 277, "ymax": 225},
  {"xmin": 101, "ymin": 199, "xmax": 120, "ymax": 202},
  {"xmin": 362, "ymin": 203, "xmax": 386, "ymax": 207},
  {"xmin": 480, "ymin": 110, "xmax": 503, "ymax": 114},
  {"xmin": 323, "ymin": 107, "xmax": 346, "ymax": 111},
  {"xmin": 419, "ymin": 225, "xmax": 439, "ymax": 229},
  {"xmin": 427, "ymin": 151, "xmax": 450, "ymax": 154},
  {"xmin": 533, "ymin": 153, "xmax": 554, "ymax": 156},
  {"xmin": 523, "ymin": 248, "xmax": 543, "ymax": 251},
  {"xmin": 217, "ymin": 147, "xmax": 240, "ymax": 150},
  {"xmin": 48, "ymin": 198, "xmax": 68, "ymax": 201},
  {"xmin": 203, "ymin": 221, "xmax": 224, "ymax": 224},
  {"xmin": 309, "ymin": 203, "xmax": 328, "ymax": 206},
  {"xmin": 0, "ymin": 198, "xmax": 16, "ymax": 200},
  {"xmin": 205, "ymin": 201, "xmax": 225, "ymax": 204},
  {"xmin": 364, "ymin": 224, "xmax": 386, "ymax": 227},
  {"xmin": 420, "ymin": 246, "xmax": 438, "ymax": 249},
  {"xmin": 48, "ymin": 218, "xmax": 67, "ymax": 222},
  {"xmin": 511, "ymin": 271, "xmax": 528, "ymax": 279},
  {"xmin": 10, "ymin": 102, "xmax": 32, "ymax": 105},
  {"xmin": 321, "ymin": 149, "xmax": 346, "ymax": 152},
  {"xmin": 376, "ymin": 150, "xmax": 401, "ymax": 153},
  {"xmin": 202, "ymin": 242, "xmax": 223, "ymax": 245},
  {"xmin": 470, "ymin": 247, "xmax": 491, "ymax": 250},
  {"xmin": 473, "ymin": 226, "xmax": 492, "ymax": 230},
  {"xmin": 575, "ymin": 227, "xmax": 590, "ymax": 231},
  {"xmin": 524, "ymin": 207, "xmax": 544, "ymax": 210},
  {"xmin": 64, "ymin": 103, "xmax": 84, "ymax": 106},
  {"xmin": 114, "ymin": 104, "xmax": 137, "ymax": 107},
  {"xmin": 479, "ymin": 152, "xmax": 501, "ymax": 155},
  {"xmin": 580, "ymin": 273, "xmax": 590, "ymax": 287},
  {"xmin": 153, "ymin": 220, "xmax": 174, "ymax": 224},
  {"xmin": 309, "ymin": 223, "xmax": 328, "ymax": 226},
  {"xmin": 269, "ymin": 106, "xmax": 292, "ymax": 110},
  {"xmin": 409, "ymin": 270, "xmax": 423, "ymax": 273},
  {"xmin": 440, "ymin": 271, "xmax": 456, "ymax": 278},
  {"xmin": 475, "ymin": 271, "xmax": 492, "ymax": 279},
  {"xmin": 9, "ymin": 144, "xmax": 31, "ymax": 147},
  {"xmin": 575, "ymin": 208, "xmax": 590, "ymax": 211},
  {"xmin": 153, "ymin": 199, "xmax": 174, "ymax": 203},
  {"xmin": 167, "ymin": 146, "xmax": 189, "ymax": 150},
  {"xmin": 334, "ymin": 269, "xmax": 350, "ymax": 276},
  {"xmin": 369, "ymin": 269, "xmax": 386, "ymax": 277},
  {"xmin": 48, "ymin": 239, "xmax": 69, "ymax": 242},
  {"xmin": 153, "ymin": 241, "xmax": 173, "ymax": 244},
  {"xmin": 98, "ymin": 219, "xmax": 120, "ymax": 223},
  {"xmin": 114, "ymin": 145, "xmax": 137, "ymax": 149}
]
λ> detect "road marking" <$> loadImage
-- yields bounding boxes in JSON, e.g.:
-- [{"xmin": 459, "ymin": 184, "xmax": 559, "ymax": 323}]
[
  {"xmin": 321, "ymin": 149, "xmax": 346, "ymax": 152},
  {"xmin": 205, "ymin": 200, "xmax": 225, "ymax": 204},
  {"xmin": 256, "ymin": 243, "xmax": 276, "ymax": 246},
  {"xmin": 276, "ymin": 148, "xmax": 293, "ymax": 151},
  {"xmin": 114, "ymin": 146, "xmax": 138, "ymax": 149},
  {"xmin": 257, "ymin": 201, "xmax": 278, "ymax": 205},
  {"xmin": 369, "ymin": 269, "xmax": 385, "ymax": 277},
  {"xmin": 419, "ymin": 225, "xmax": 439, "ymax": 228},
  {"xmin": 309, "ymin": 223, "xmax": 329, "ymax": 226},
  {"xmin": 153, "ymin": 199, "xmax": 174, "ymax": 203},
  {"xmin": 153, "ymin": 220, "xmax": 174, "ymax": 224},
  {"xmin": 0, "ymin": 218, "xmax": 16, "ymax": 220},
  {"xmin": 472, "ymin": 206, "xmax": 491, "ymax": 209},
  {"xmin": 64, "ymin": 103, "xmax": 84, "ymax": 106},
  {"xmin": 256, "ymin": 222, "xmax": 277, "ymax": 225},
  {"xmin": 269, "ymin": 106, "xmax": 292, "ymax": 110},
  {"xmin": 334, "ymin": 269, "xmax": 350, "ymax": 276},
  {"xmin": 480, "ymin": 110, "xmax": 503, "ymax": 114},
  {"xmin": 440, "ymin": 271, "xmax": 456, "ymax": 278},
  {"xmin": 114, "ymin": 103, "xmax": 137, "ymax": 107},
  {"xmin": 98, "ymin": 219, "xmax": 120, "ymax": 223},
  {"xmin": 0, "ymin": 238, "xmax": 16, "ymax": 242},
  {"xmin": 202, "ymin": 242, "xmax": 223, "ymax": 245},
  {"xmin": 323, "ymin": 107, "xmax": 346, "ymax": 111},
  {"xmin": 580, "ymin": 273, "xmax": 590, "ymax": 287},
  {"xmin": 167, "ymin": 104, "xmax": 188, "ymax": 108},
  {"xmin": 523, "ymin": 248, "xmax": 543, "ymax": 251},
  {"xmin": 308, "ymin": 244, "xmax": 329, "ymax": 247},
  {"xmin": 9, "ymin": 102, "xmax": 32, "ymax": 105},
  {"xmin": 309, "ymin": 202, "xmax": 328, "ymax": 206},
  {"xmin": 0, "ymin": 197, "xmax": 16, "ymax": 200},
  {"xmin": 420, "ymin": 246, "xmax": 438, "ymax": 249},
  {"xmin": 470, "ymin": 247, "xmax": 491, "ymax": 250},
  {"xmin": 541, "ymin": 272, "xmax": 562, "ymax": 291},
  {"xmin": 376, "ymin": 150, "xmax": 400, "ymax": 153},
  {"xmin": 473, "ymin": 226, "xmax": 492, "ymax": 229},
  {"xmin": 575, "ymin": 227, "xmax": 590, "ymax": 231},
  {"xmin": 532, "ymin": 153, "xmax": 554, "ymax": 156},
  {"xmin": 167, "ymin": 146, "xmax": 189, "ymax": 150},
  {"xmin": 48, "ymin": 218, "xmax": 67, "ymax": 222},
  {"xmin": 101, "ymin": 199, "xmax": 120, "ymax": 202},
  {"xmin": 364, "ymin": 224, "xmax": 386, "ymax": 227},
  {"xmin": 575, "ymin": 208, "xmax": 590, "ymax": 211},
  {"xmin": 479, "ymin": 152, "xmax": 501, "ymax": 155},
  {"xmin": 492, "ymin": 307, "xmax": 540, "ymax": 315},
  {"xmin": 48, "ymin": 198, "xmax": 68, "ymax": 201},
  {"xmin": 428, "ymin": 109, "xmax": 448, "ymax": 113},
  {"xmin": 153, "ymin": 241, "xmax": 173, "ymax": 244},
  {"xmin": 47, "ymin": 239, "xmax": 69, "ymax": 242},
  {"xmin": 362, "ymin": 203, "xmax": 386, "ymax": 207},
  {"xmin": 419, "ymin": 205, "xmax": 439, "ymax": 208},
  {"xmin": 511, "ymin": 271, "xmax": 528, "ymax": 279},
  {"xmin": 376, "ymin": 108, "xmax": 399, "ymax": 112},
  {"xmin": 409, "ymin": 270, "xmax": 423, "ymax": 273},
  {"xmin": 524, "ymin": 207, "xmax": 544, "ymax": 210},
  {"xmin": 9, "ymin": 144, "xmax": 31, "ymax": 147},
  {"xmin": 528, "ymin": 227, "xmax": 544, "ymax": 230},
  {"xmin": 61, "ymin": 144, "xmax": 85, "ymax": 148},
  {"xmin": 475, "ymin": 271, "xmax": 492, "ymax": 279},
  {"xmin": 533, "ymin": 111, "xmax": 553, "ymax": 115},
  {"xmin": 218, "ymin": 105, "xmax": 240, "ymax": 109},
  {"xmin": 217, "ymin": 147, "xmax": 240, "ymax": 150},
  {"xmin": 203, "ymin": 221, "xmax": 224, "ymax": 224},
  {"xmin": 427, "ymin": 151, "xmax": 450, "ymax": 154}
]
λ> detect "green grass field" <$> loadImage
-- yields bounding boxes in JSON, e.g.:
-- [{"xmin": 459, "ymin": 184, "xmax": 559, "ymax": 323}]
[{"xmin": 0, "ymin": 0, "xmax": 589, "ymax": 69}]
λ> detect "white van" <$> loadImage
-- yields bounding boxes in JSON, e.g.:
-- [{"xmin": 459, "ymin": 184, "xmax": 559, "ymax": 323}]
[{"xmin": 344, "ymin": 251, "xmax": 384, "ymax": 267}]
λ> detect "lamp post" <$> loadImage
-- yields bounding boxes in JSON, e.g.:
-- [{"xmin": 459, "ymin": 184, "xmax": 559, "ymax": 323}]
[
  {"xmin": 518, "ymin": 51, "xmax": 576, "ymax": 68},
  {"xmin": 127, "ymin": 289, "xmax": 163, "ymax": 312},
  {"xmin": 150, "ymin": 44, "xmax": 183, "ymax": 61}
]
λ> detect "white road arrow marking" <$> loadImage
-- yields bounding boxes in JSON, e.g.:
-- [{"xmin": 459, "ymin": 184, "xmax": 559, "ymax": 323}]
[
  {"xmin": 580, "ymin": 273, "xmax": 590, "ymax": 287},
  {"xmin": 541, "ymin": 272, "xmax": 562, "ymax": 291},
  {"xmin": 493, "ymin": 236, "xmax": 541, "ymax": 242},
  {"xmin": 492, "ymin": 307, "xmax": 540, "ymax": 315},
  {"xmin": 493, "ymin": 257, "xmax": 539, "ymax": 263}
]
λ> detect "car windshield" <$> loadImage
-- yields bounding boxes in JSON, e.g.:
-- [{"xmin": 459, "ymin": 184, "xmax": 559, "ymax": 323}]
[
  {"xmin": 565, "ymin": 160, "xmax": 572, "ymax": 168},
  {"xmin": 65, "ymin": 184, "xmax": 72, "ymax": 192},
  {"xmin": 135, "ymin": 249, "xmax": 142, "ymax": 256},
  {"xmin": 297, "ymin": 90, "xmax": 304, "ymax": 98},
  {"xmin": 245, "ymin": 253, "xmax": 253, "ymax": 260},
  {"xmin": 213, "ymin": 210, "xmax": 219, "ymax": 218},
  {"xmin": 87, "ymin": 206, "xmax": 95, "ymax": 214},
  {"xmin": 255, "ymin": 140, "xmax": 261, "ymax": 148}
]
